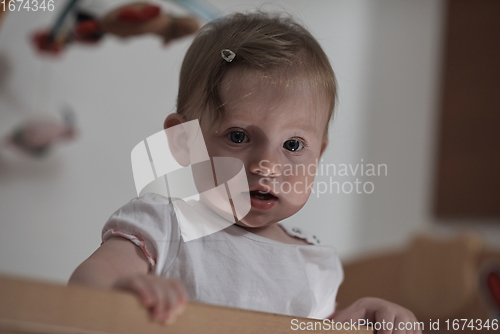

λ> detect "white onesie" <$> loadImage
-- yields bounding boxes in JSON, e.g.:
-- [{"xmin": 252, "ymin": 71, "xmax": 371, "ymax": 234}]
[{"xmin": 102, "ymin": 193, "xmax": 343, "ymax": 319}]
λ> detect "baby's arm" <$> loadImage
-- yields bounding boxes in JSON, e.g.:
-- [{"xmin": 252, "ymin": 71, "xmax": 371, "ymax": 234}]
[{"xmin": 69, "ymin": 237, "xmax": 187, "ymax": 325}]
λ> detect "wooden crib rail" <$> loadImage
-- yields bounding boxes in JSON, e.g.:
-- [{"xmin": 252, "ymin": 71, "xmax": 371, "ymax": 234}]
[{"xmin": 0, "ymin": 274, "xmax": 372, "ymax": 334}]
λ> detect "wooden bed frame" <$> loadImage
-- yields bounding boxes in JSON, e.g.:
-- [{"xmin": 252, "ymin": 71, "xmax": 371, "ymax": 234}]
[{"xmin": 0, "ymin": 274, "xmax": 372, "ymax": 334}]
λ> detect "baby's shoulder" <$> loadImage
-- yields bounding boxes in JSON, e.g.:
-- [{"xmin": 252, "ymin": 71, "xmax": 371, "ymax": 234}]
[
  {"xmin": 106, "ymin": 193, "xmax": 178, "ymax": 235},
  {"xmin": 122, "ymin": 193, "xmax": 176, "ymax": 216}
]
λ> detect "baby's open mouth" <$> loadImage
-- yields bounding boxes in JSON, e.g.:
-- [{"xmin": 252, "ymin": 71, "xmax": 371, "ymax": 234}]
[{"xmin": 249, "ymin": 190, "xmax": 278, "ymax": 201}]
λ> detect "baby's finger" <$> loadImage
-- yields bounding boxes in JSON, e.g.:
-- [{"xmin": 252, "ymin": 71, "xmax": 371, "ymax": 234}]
[
  {"xmin": 157, "ymin": 280, "xmax": 188, "ymax": 324},
  {"xmin": 393, "ymin": 315, "xmax": 413, "ymax": 334},
  {"xmin": 168, "ymin": 280, "xmax": 188, "ymax": 317},
  {"xmin": 114, "ymin": 275, "xmax": 156, "ymax": 308},
  {"xmin": 333, "ymin": 307, "xmax": 366, "ymax": 324},
  {"xmin": 404, "ymin": 314, "xmax": 422, "ymax": 334},
  {"xmin": 410, "ymin": 314, "xmax": 422, "ymax": 334},
  {"xmin": 163, "ymin": 292, "xmax": 179, "ymax": 324},
  {"xmin": 374, "ymin": 310, "xmax": 395, "ymax": 334},
  {"xmin": 149, "ymin": 280, "xmax": 172, "ymax": 323},
  {"xmin": 136, "ymin": 276, "xmax": 160, "ymax": 308}
]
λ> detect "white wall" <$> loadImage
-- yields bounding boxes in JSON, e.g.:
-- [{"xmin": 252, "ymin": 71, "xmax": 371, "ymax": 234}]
[
  {"xmin": 355, "ymin": 0, "xmax": 500, "ymax": 254},
  {"xmin": 0, "ymin": 0, "xmax": 498, "ymax": 284}
]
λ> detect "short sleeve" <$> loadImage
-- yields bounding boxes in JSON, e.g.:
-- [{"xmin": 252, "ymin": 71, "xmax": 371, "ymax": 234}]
[{"xmin": 102, "ymin": 193, "xmax": 181, "ymax": 274}]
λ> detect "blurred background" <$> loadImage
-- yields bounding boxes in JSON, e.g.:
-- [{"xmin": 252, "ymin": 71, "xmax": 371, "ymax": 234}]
[{"xmin": 0, "ymin": 0, "xmax": 499, "ymax": 286}]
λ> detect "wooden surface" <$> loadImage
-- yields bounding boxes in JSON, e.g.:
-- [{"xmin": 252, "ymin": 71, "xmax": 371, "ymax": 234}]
[{"xmin": 0, "ymin": 275, "xmax": 372, "ymax": 334}]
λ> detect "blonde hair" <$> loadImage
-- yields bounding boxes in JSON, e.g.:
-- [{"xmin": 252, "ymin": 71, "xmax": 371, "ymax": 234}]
[{"xmin": 177, "ymin": 11, "xmax": 337, "ymax": 136}]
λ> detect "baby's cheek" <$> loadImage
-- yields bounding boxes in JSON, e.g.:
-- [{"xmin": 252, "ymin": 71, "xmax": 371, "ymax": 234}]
[
  {"xmin": 296, "ymin": 165, "xmax": 317, "ymax": 193},
  {"xmin": 283, "ymin": 175, "xmax": 315, "ymax": 205},
  {"xmin": 302, "ymin": 176, "xmax": 316, "ymax": 196}
]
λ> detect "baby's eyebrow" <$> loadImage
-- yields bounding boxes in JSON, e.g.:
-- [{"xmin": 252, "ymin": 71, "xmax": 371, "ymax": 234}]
[
  {"xmin": 288, "ymin": 123, "xmax": 317, "ymax": 134},
  {"xmin": 218, "ymin": 120, "xmax": 250, "ymax": 129},
  {"xmin": 217, "ymin": 117, "xmax": 319, "ymax": 136}
]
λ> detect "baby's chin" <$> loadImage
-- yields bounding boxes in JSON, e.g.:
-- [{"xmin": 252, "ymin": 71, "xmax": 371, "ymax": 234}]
[
  {"xmin": 234, "ymin": 218, "xmax": 274, "ymax": 229},
  {"xmin": 235, "ymin": 206, "xmax": 303, "ymax": 229}
]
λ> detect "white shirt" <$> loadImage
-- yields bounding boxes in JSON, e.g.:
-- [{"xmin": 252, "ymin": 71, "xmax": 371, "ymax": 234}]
[{"xmin": 102, "ymin": 193, "xmax": 343, "ymax": 319}]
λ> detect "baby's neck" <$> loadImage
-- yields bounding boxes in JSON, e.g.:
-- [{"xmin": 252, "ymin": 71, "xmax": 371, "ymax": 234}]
[{"xmin": 238, "ymin": 224, "xmax": 310, "ymax": 246}]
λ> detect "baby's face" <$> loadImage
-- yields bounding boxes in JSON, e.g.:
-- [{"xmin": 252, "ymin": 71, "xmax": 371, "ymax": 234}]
[{"xmin": 199, "ymin": 70, "xmax": 329, "ymax": 228}]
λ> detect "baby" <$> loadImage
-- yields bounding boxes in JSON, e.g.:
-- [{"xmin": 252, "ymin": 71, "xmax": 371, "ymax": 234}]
[{"xmin": 69, "ymin": 11, "xmax": 420, "ymax": 332}]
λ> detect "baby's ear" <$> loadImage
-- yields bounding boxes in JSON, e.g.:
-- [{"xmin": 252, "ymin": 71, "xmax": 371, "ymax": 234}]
[
  {"xmin": 164, "ymin": 113, "xmax": 190, "ymax": 167},
  {"xmin": 164, "ymin": 114, "xmax": 209, "ymax": 168},
  {"xmin": 164, "ymin": 113, "xmax": 186, "ymax": 130},
  {"xmin": 320, "ymin": 136, "xmax": 329, "ymax": 157}
]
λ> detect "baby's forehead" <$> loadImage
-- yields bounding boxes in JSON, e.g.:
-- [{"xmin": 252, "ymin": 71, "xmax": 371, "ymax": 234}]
[
  {"xmin": 223, "ymin": 67, "xmax": 315, "ymax": 91},
  {"xmin": 192, "ymin": 67, "xmax": 333, "ymax": 137},
  {"xmin": 213, "ymin": 77, "xmax": 328, "ymax": 134},
  {"xmin": 221, "ymin": 68, "xmax": 330, "ymax": 111}
]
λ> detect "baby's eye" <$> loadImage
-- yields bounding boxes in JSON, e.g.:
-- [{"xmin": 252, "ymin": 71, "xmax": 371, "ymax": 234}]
[
  {"xmin": 283, "ymin": 139, "xmax": 304, "ymax": 152},
  {"xmin": 228, "ymin": 131, "xmax": 248, "ymax": 144}
]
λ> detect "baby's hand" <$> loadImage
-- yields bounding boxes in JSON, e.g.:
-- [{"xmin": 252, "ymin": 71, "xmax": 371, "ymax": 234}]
[
  {"xmin": 334, "ymin": 297, "xmax": 421, "ymax": 334},
  {"xmin": 113, "ymin": 274, "xmax": 188, "ymax": 325}
]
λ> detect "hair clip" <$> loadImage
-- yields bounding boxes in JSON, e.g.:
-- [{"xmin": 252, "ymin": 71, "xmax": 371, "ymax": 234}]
[{"xmin": 221, "ymin": 49, "xmax": 236, "ymax": 63}]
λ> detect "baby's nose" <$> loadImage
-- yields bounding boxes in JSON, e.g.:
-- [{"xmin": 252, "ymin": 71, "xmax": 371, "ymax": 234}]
[{"xmin": 249, "ymin": 157, "xmax": 281, "ymax": 177}]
